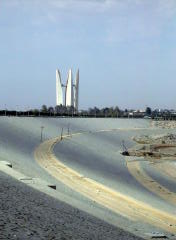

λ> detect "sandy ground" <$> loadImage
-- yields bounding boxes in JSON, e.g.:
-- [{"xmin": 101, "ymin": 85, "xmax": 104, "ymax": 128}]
[{"xmin": 0, "ymin": 171, "xmax": 144, "ymax": 240}]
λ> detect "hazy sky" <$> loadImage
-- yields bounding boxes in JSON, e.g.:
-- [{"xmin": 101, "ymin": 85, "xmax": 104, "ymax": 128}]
[{"xmin": 1, "ymin": 0, "xmax": 176, "ymax": 110}]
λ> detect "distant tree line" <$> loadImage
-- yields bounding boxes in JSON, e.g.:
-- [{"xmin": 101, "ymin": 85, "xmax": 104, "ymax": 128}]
[
  {"xmin": 38, "ymin": 105, "xmax": 127, "ymax": 118},
  {"xmin": 0, "ymin": 105, "xmax": 125, "ymax": 118},
  {"xmin": 1, "ymin": 105, "xmax": 176, "ymax": 119}
]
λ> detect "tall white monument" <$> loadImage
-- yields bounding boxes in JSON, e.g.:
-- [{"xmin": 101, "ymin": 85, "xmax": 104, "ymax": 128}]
[
  {"xmin": 56, "ymin": 69, "xmax": 79, "ymax": 111},
  {"xmin": 74, "ymin": 69, "xmax": 79, "ymax": 112},
  {"xmin": 56, "ymin": 69, "xmax": 64, "ymax": 106},
  {"xmin": 65, "ymin": 69, "xmax": 74, "ymax": 107}
]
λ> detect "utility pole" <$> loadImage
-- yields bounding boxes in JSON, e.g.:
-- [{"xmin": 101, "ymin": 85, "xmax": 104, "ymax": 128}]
[
  {"xmin": 67, "ymin": 124, "xmax": 70, "ymax": 136},
  {"xmin": 40, "ymin": 126, "xmax": 44, "ymax": 142},
  {"xmin": 60, "ymin": 127, "xmax": 63, "ymax": 140}
]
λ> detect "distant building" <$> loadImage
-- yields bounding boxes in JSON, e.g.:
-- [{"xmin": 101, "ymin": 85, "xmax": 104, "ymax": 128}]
[{"xmin": 56, "ymin": 69, "xmax": 79, "ymax": 112}]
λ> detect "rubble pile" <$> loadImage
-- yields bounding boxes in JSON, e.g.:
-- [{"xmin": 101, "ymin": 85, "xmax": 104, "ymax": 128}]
[
  {"xmin": 123, "ymin": 133, "xmax": 176, "ymax": 159},
  {"xmin": 133, "ymin": 134, "xmax": 176, "ymax": 144},
  {"xmin": 151, "ymin": 120, "xmax": 176, "ymax": 129}
]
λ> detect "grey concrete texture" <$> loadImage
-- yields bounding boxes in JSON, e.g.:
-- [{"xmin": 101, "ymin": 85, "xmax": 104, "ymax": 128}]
[
  {"xmin": 0, "ymin": 171, "xmax": 143, "ymax": 240},
  {"xmin": 0, "ymin": 117, "xmax": 175, "ymax": 239},
  {"xmin": 0, "ymin": 117, "xmax": 151, "ymax": 189},
  {"xmin": 142, "ymin": 160, "xmax": 176, "ymax": 194},
  {"xmin": 0, "ymin": 117, "xmax": 151, "ymax": 239},
  {"xmin": 0, "ymin": 117, "xmax": 151, "ymax": 201},
  {"xmin": 54, "ymin": 128, "xmax": 176, "ymax": 214}
]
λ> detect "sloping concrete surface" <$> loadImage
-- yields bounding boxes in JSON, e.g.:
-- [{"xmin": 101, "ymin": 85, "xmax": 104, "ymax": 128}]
[
  {"xmin": 0, "ymin": 117, "xmax": 176, "ymax": 239},
  {"xmin": 54, "ymin": 128, "xmax": 176, "ymax": 212},
  {"xmin": 0, "ymin": 171, "xmax": 143, "ymax": 240}
]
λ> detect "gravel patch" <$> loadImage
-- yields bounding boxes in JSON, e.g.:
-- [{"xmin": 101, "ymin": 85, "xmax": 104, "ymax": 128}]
[{"xmin": 0, "ymin": 171, "xmax": 143, "ymax": 240}]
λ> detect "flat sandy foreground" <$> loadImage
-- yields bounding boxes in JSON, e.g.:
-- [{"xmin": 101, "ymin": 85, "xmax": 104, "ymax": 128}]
[{"xmin": 0, "ymin": 117, "xmax": 176, "ymax": 239}]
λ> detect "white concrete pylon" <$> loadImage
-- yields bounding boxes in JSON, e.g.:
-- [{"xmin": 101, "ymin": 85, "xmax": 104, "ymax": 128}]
[
  {"xmin": 74, "ymin": 69, "xmax": 79, "ymax": 112},
  {"xmin": 65, "ymin": 69, "xmax": 74, "ymax": 107},
  {"xmin": 56, "ymin": 69, "xmax": 64, "ymax": 106}
]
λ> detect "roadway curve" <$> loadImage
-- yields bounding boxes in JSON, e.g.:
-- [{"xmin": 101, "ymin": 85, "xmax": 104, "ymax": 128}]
[{"xmin": 34, "ymin": 131, "xmax": 176, "ymax": 235}]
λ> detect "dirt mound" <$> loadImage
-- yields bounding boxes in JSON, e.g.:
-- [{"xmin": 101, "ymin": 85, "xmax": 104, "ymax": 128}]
[
  {"xmin": 122, "ymin": 134, "xmax": 176, "ymax": 160},
  {"xmin": 133, "ymin": 134, "xmax": 176, "ymax": 144},
  {"xmin": 151, "ymin": 120, "xmax": 176, "ymax": 129}
]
